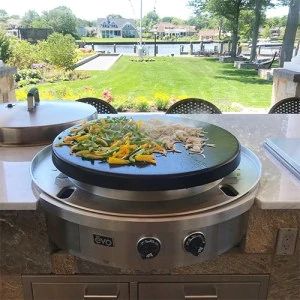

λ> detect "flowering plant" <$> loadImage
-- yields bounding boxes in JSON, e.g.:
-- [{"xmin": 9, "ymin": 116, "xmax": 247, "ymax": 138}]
[{"xmin": 102, "ymin": 89, "xmax": 113, "ymax": 103}]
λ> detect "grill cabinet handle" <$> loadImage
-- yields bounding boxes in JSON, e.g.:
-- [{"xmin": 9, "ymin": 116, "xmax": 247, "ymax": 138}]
[
  {"xmin": 184, "ymin": 287, "xmax": 218, "ymax": 300},
  {"xmin": 184, "ymin": 295, "xmax": 218, "ymax": 299},
  {"xmin": 83, "ymin": 295, "xmax": 118, "ymax": 299}
]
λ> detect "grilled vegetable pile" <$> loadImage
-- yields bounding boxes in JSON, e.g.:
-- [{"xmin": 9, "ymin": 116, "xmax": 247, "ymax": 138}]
[{"xmin": 56, "ymin": 117, "xmax": 166, "ymax": 165}]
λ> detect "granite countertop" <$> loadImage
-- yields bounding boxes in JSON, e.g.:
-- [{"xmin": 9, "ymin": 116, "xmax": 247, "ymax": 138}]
[
  {"xmin": 0, "ymin": 145, "xmax": 44, "ymax": 210},
  {"xmin": 0, "ymin": 114, "xmax": 299, "ymax": 210},
  {"xmin": 186, "ymin": 114, "xmax": 300, "ymax": 209}
]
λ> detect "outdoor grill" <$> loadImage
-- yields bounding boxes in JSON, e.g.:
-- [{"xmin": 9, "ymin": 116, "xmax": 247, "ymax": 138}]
[
  {"xmin": 0, "ymin": 96, "xmax": 97, "ymax": 146},
  {"xmin": 31, "ymin": 115, "xmax": 261, "ymax": 270}
]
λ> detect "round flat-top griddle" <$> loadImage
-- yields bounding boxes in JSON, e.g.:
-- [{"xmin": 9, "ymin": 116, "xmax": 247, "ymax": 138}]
[{"xmin": 52, "ymin": 116, "xmax": 241, "ymax": 191}]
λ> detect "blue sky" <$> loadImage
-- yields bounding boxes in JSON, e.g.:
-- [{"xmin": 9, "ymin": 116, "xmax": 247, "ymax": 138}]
[{"xmin": 1, "ymin": 0, "xmax": 289, "ymax": 20}]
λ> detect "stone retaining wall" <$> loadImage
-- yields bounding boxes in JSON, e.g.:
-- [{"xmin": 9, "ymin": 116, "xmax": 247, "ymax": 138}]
[
  {"xmin": 0, "ymin": 66, "xmax": 17, "ymax": 103},
  {"xmin": 272, "ymin": 68, "xmax": 300, "ymax": 104}
]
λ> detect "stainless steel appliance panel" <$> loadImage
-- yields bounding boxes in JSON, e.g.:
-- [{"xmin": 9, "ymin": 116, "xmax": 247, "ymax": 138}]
[
  {"xmin": 138, "ymin": 282, "xmax": 261, "ymax": 300},
  {"xmin": 32, "ymin": 283, "xmax": 129, "ymax": 300},
  {"xmin": 56, "ymin": 212, "xmax": 247, "ymax": 270},
  {"xmin": 22, "ymin": 275, "xmax": 269, "ymax": 300}
]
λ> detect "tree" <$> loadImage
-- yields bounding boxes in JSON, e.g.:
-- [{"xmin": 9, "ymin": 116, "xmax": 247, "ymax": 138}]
[
  {"xmin": 280, "ymin": 0, "xmax": 300, "ymax": 66},
  {"xmin": 208, "ymin": 0, "xmax": 253, "ymax": 56},
  {"xmin": 161, "ymin": 16, "xmax": 186, "ymax": 25},
  {"xmin": 249, "ymin": 0, "xmax": 273, "ymax": 61},
  {"xmin": 0, "ymin": 30, "xmax": 11, "ymax": 62},
  {"xmin": 7, "ymin": 38, "xmax": 38, "ymax": 69},
  {"xmin": 107, "ymin": 14, "xmax": 123, "ymax": 19},
  {"xmin": 31, "ymin": 17, "xmax": 49, "ymax": 28},
  {"xmin": 142, "ymin": 10, "xmax": 160, "ymax": 32},
  {"xmin": 261, "ymin": 16, "xmax": 288, "ymax": 39},
  {"xmin": 239, "ymin": 10, "xmax": 256, "ymax": 41},
  {"xmin": 188, "ymin": 0, "xmax": 253, "ymax": 57},
  {"xmin": 161, "ymin": 17, "xmax": 173, "ymax": 23},
  {"xmin": 0, "ymin": 10, "xmax": 8, "ymax": 22},
  {"xmin": 21, "ymin": 10, "xmax": 40, "ymax": 27},
  {"xmin": 42, "ymin": 6, "xmax": 77, "ymax": 36},
  {"xmin": 44, "ymin": 33, "xmax": 77, "ymax": 69}
]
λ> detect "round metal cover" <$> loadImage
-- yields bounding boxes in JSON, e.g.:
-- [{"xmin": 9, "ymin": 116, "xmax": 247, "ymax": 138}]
[
  {"xmin": 52, "ymin": 116, "xmax": 241, "ymax": 191},
  {"xmin": 0, "ymin": 101, "xmax": 97, "ymax": 146}
]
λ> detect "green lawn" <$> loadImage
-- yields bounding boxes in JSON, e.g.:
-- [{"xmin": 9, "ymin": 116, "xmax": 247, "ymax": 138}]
[{"xmin": 16, "ymin": 57, "xmax": 273, "ymax": 112}]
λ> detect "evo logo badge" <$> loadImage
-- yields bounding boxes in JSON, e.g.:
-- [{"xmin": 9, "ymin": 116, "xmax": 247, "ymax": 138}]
[{"xmin": 93, "ymin": 234, "xmax": 114, "ymax": 247}]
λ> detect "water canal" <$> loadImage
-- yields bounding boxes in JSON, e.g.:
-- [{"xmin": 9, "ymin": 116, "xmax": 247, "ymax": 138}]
[{"xmin": 84, "ymin": 42, "xmax": 280, "ymax": 56}]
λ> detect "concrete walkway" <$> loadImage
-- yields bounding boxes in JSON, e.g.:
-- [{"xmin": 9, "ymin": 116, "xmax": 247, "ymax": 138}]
[{"xmin": 76, "ymin": 54, "xmax": 121, "ymax": 71}]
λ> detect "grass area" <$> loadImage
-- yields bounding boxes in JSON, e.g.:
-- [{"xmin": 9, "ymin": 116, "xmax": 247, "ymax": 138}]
[
  {"xmin": 16, "ymin": 57, "xmax": 273, "ymax": 112},
  {"xmin": 79, "ymin": 37, "xmax": 199, "ymax": 43}
]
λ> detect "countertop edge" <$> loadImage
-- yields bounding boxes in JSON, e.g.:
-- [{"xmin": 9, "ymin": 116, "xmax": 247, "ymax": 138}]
[{"xmin": 0, "ymin": 202, "xmax": 37, "ymax": 211}]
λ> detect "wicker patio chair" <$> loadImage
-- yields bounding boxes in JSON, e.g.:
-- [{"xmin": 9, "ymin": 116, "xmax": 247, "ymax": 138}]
[
  {"xmin": 166, "ymin": 98, "xmax": 222, "ymax": 114},
  {"xmin": 268, "ymin": 97, "xmax": 300, "ymax": 114},
  {"xmin": 76, "ymin": 97, "xmax": 118, "ymax": 114}
]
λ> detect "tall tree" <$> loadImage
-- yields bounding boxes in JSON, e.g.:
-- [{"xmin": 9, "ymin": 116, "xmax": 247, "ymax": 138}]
[
  {"xmin": 280, "ymin": 0, "xmax": 300, "ymax": 66},
  {"xmin": 21, "ymin": 10, "xmax": 40, "ymax": 27},
  {"xmin": 142, "ymin": 10, "xmax": 160, "ymax": 32},
  {"xmin": 250, "ymin": 0, "xmax": 273, "ymax": 61},
  {"xmin": 250, "ymin": 0, "xmax": 264, "ymax": 61},
  {"xmin": 0, "ymin": 10, "xmax": 8, "ymax": 22},
  {"xmin": 107, "ymin": 14, "xmax": 123, "ymax": 19},
  {"xmin": 43, "ymin": 6, "xmax": 77, "ymax": 36},
  {"xmin": 0, "ymin": 30, "xmax": 11, "ymax": 62},
  {"xmin": 189, "ymin": 0, "xmax": 253, "ymax": 57}
]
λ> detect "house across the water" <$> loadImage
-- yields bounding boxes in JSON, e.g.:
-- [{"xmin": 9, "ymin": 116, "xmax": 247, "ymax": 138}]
[
  {"xmin": 151, "ymin": 22, "xmax": 197, "ymax": 38},
  {"xmin": 198, "ymin": 29, "xmax": 220, "ymax": 41},
  {"xmin": 97, "ymin": 17, "xmax": 138, "ymax": 38}
]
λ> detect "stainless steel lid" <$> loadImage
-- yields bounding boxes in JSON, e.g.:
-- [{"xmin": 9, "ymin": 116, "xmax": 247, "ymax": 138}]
[{"xmin": 0, "ymin": 101, "xmax": 97, "ymax": 146}]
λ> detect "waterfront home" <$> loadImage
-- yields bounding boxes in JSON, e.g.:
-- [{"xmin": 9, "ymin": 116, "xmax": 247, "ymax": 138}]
[
  {"xmin": 4, "ymin": 17, "xmax": 21, "ymax": 37},
  {"xmin": 97, "ymin": 16, "xmax": 138, "ymax": 38},
  {"xmin": 198, "ymin": 29, "xmax": 220, "ymax": 41},
  {"xmin": 151, "ymin": 22, "xmax": 197, "ymax": 38},
  {"xmin": 76, "ymin": 26, "xmax": 98, "ymax": 37}
]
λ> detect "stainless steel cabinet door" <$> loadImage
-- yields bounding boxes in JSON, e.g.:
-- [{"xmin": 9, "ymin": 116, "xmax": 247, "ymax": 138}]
[
  {"xmin": 32, "ymin": 283, "xmax": 129, "ymax": 300},
  {"xmin": 138, "ymin": 282, "xmax": 264, "ymax": 300}
]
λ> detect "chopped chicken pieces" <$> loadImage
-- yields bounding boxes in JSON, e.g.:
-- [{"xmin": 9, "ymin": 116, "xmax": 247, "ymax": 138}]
[{"xmin": 141, "ymin": 120, "xmax": 215, "ymax": 156}]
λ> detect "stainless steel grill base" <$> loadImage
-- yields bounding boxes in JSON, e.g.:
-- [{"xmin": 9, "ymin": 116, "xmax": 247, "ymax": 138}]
[
  {"xmin": 44, "ymin": 209, "xmax": 249, "ymax": 271},
  {"xmin": 32, "ymin": 145, "xmax": 261, "ymax": 270}
]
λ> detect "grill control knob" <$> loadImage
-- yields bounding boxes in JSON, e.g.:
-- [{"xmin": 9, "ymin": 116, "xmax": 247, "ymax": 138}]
[
  {"xmin": 137, "ymin": 237, "xmax": 161, "ymax": 259},
  {"xmin": 184, "ymin": 232, "xmax": 206, "ymax": 256}
]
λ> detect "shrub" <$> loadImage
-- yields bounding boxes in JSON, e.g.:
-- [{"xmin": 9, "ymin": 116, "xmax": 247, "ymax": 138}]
[
  {"xmin": 15, "ymin": 69, "xmax": 42, "ymax": 82},
  {"xmin": 134, "ymin": 96, "xmax": 151, "ymax": 112},
  {"xmin": 7, "ymin": 39, "xmax": 38, "ymax": 69},
  {"xmin": 154, "ymin": 92, "xmax": 170, "ymax": 111},
  {"xmin": 18, "ymin": 78, "xmax": 40, "ymax": 87},
  {"xmin": 0, "ymin": 30, "xmax": 11, "ymax": 62},
  {"xmin": 154, "ymin": 98, "xmax": 169, "ymax": 111},
  {"xmin": 44, "ymin": 33, "xmax": 77, "ymax": 69},
  {"xmin": 15, "ymin": 69, "xmax": 42, "ymax": 87},
  {"xmin": 112, "ymin": 96, "xmax": 134, "ymax": 112},
  {"xmin": 102, "ymin": 89, "xmax": 113, "ymax": 103},
  {"xmin": 43, "ymin": 69, "xmax": 90, "ymax": 83}
]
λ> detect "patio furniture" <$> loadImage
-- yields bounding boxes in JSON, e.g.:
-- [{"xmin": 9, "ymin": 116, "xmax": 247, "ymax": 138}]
[
  {"xmin": 269, "ymin": 97, "xmax": 300, "ymax": 114},
  {"xmin": 166, "ymin": 98, "xmax": 222, "ymax": 114},
  {"xmin": 76, "ymin": 97, "xmax": 118, "ymax": 114},
  {"xmin": 255, "ymin": 52, "xmax": 278, "ymax": 70}
]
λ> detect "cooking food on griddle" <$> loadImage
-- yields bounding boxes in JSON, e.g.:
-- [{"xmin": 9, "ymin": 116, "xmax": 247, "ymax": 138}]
[{"xmin": 56, "ymin": 117, "xmax": 215, "ymax": 165}]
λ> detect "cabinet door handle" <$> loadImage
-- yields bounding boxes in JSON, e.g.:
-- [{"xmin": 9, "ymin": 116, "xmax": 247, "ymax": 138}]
[
  {"xmin": 83, "ymin": 294, "xmax": 118, "ymax": 299},
  {"xmin": 184, "ymin": 295, "xmax": 218, "ymax": 299}
]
